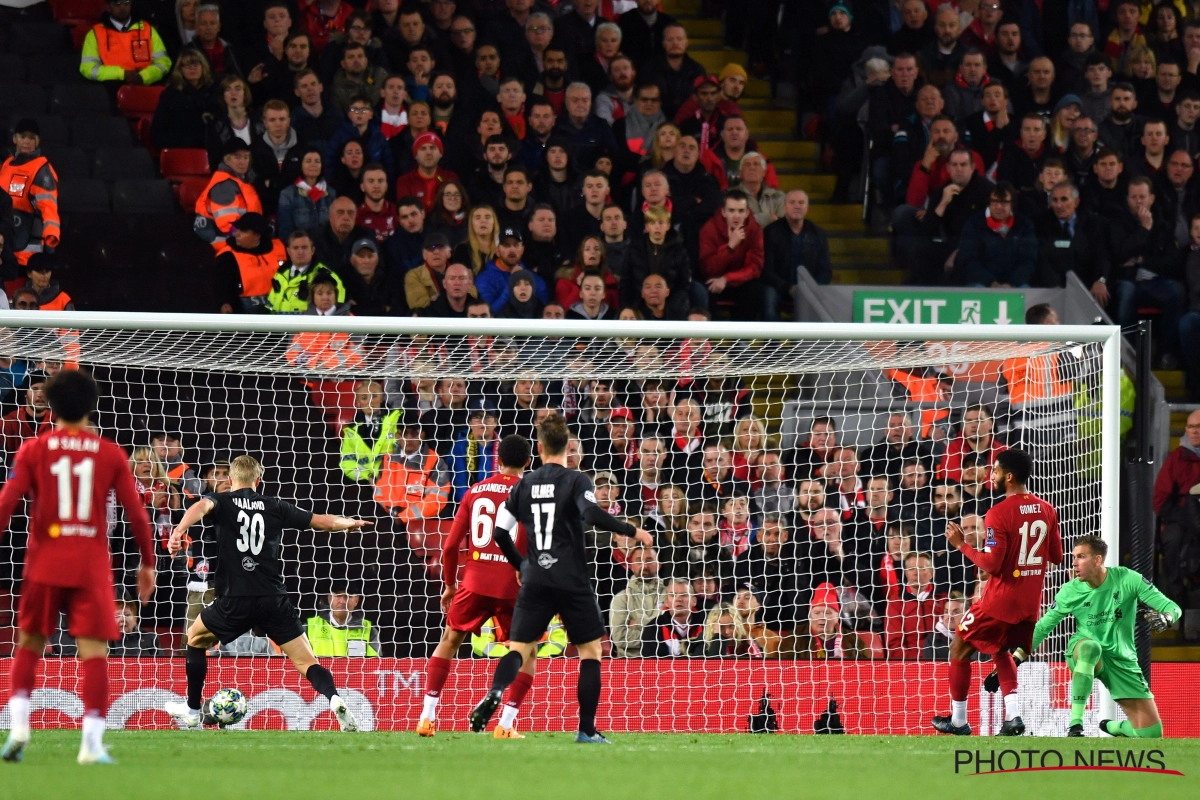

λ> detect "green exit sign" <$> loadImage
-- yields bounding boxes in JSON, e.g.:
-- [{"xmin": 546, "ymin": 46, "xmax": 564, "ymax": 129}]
[{"xmin": 852, "ymin": 290, "xmax": 1026, "ymax": 325}]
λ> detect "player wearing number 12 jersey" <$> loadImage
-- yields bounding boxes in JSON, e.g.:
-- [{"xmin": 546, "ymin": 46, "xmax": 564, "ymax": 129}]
[
  {"xmin": 417, "ymin": 434, "xmax": 534, "ymax": 739},
  {"xmin": 0, "ymin": 370, "xmax": 156, "ymax": 766},
  {"xmin": 932, "ymin": 448, "xmax": 1063, "ymax": 736},
  {"xmin": 163, "ymin": 455, "xmax": 371, "ymax": 733}
]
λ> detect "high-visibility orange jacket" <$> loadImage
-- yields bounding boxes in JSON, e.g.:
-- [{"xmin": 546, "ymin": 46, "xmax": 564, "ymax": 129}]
[
  {"xmin": 1001, "ymin": 354, "xmax": 1072, "ymax": 408},
  {"xmin": 374, "ymin": 448, "xmax": 451, "ymax": 524},
  {"xmin": 884, "ymin": 368, "xmax": 950, "ymax": 438},
  {"xmin": 215, "ymin": 239, "xmax": 287, "ymax": 298},
  {"xmin": 1, "ymin": 152, "xmax": 60, "ymax": 263},
  {"xmin": 80, "ymin": 19, "xmax": 170, "ymax": 84},
  {"xmin": 285, "ymin": 331, "xmax": 366, "ymax": 371},
  {"xmin": 194, "ymin": 167, "xmax": 262, "ymax": 247}
]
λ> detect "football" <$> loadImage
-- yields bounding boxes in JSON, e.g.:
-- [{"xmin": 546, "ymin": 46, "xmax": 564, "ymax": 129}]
[{"xmin": 208, "ymin": 688, "xmax": 248, "ymax": 727}]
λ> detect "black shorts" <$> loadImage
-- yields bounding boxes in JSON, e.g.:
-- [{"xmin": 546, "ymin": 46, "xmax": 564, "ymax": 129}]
[
  {"xmin": 509, "ymin": 583, "xmax": 605, "ymax": 645},
  {"xmin": 200, "ymin": 595, "xmax": 305, "ymax": 646}
]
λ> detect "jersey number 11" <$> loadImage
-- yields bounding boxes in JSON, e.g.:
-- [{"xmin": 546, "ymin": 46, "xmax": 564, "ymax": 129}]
[{"xmin": 49, "ymin": 456, "xmax": 94, "ymax": 521}]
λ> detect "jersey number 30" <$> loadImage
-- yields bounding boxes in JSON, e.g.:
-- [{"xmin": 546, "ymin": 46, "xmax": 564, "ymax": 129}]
[
  {"xmin": 236, "ymin": 510, "xmax": 265, "ymax": 555},
  {"xmin": 1017, "ymin": 519, "xmax": 1048, "ymax": 567}
]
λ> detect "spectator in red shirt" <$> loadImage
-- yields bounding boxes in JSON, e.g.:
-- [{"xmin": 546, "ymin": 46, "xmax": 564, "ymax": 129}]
[
  {"xmin": 674, "ymin": 74, "xmax": 735, "ymax": 152},
  {"xmin": 1, "ymin": 372, "xmax": 53, "ymax": 474},
  {"xmin": 937, "ymin": 403, "xmax": 1007, "ymax": 481},
  {"xmin": 394, "ymin": 132, "xmax": 459, "ymax": 214},
  {"xmin": 885, "ymin": 551, "xmax": 941, "ymax": 660},
  {"xmin": 356, "ymin": 163, "xmax": 398, "ymax": 242},
  {"xmin": 698, "ymin": 190, "xmax": 764, "ymax": 320},
  {"xmin": 302, "ymin": 0, "xmax": 353, "ymax": 55},
  {"xmin": 1152, "ymin": 409, "xmax": 1200, "ymax": 603}
]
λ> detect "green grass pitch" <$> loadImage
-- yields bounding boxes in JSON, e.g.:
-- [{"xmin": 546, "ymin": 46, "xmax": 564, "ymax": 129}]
[{"xmin": 2, "ymin": 732, "xmax": 1198, "ymax": 800}]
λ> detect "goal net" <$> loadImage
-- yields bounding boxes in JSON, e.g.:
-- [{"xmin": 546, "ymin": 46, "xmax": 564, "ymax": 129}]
[{"xmin": 0, "ymin": 316, "xmax": 1123, "ymax": 735}]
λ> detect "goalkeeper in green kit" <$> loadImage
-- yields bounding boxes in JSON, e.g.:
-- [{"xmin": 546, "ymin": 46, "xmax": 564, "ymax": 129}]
[{"xmin": 996, "ymin": 534, "xmax": 1180, "ymax": 737}]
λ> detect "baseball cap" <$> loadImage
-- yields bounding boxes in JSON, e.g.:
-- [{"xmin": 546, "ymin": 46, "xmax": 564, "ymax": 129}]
[
  {"xmin": 499, "ymin": 227, "xmax": 523, "ymax": 243},
  {"xmin": 610, "ymin": 406, "xmax": 634, "ymax": 421},
  {"xmin": 223, "ymin": 137, "xmax": 252, "ymax": 155},
  {"xmin": 693, "ymin": 74, "xmax": 718, "ymax": 90},
  {"xmin": 25, "ymin": 252, "xmax": 55, "ymax": 273},
  {"xmin": 233, "ymin": 211, "xmax": 270, "ymax": 237},
  {"xmin": 351, "ymin": 237, "xmax": 379, "ymax": 254},
  {"xmin": 423, "ymin": 232, "xmax": 450, "ymax": 250},
  {"xmin": 12, "ymin": 118, "xmax": 40, "ymax": 137}
]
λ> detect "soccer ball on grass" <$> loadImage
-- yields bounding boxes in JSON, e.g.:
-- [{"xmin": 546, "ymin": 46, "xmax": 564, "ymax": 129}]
[{"xmin": 206, "ymin": 688, "xmax": 248, "ymax": 727}]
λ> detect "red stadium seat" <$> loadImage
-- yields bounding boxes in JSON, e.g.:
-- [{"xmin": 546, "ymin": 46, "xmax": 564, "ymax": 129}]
[
  {"xmin": 49, "ymin": 0, "xmax": 106, "ymax": 19},
  {"xmin": 176, "ymin": 176, "xmax": 209, "ymax": 212},
  {"xmin": 856, "ymin": 630, "xmax": 885, "ymax": 660},
  {"xmin": 136, "ymin": 116, "xmax": 157, "ymax": 156},
  {"xmin": 161, "ymin": 148, "xmax": 211, "ymax": 182},
  {"xmin": 116, "ymin": 84, "xmax": 165, "ymax": 121}
]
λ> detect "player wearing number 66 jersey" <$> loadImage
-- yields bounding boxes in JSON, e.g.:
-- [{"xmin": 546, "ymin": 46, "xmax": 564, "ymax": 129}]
[
  {"xmin": 931, "ymin": 447, "xmax": 1063, "ymax": 737},
  {"xmin": 162, "ymin": 454, "xmax": 372, "ymax": 734},
  {"xmin": 417, "ymin": 434, "xmax": 534, "ymax": 739}
]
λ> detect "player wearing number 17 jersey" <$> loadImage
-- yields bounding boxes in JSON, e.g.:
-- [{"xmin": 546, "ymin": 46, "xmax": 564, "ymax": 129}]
[
  {"xmin": 931, "ymin": 448, "xmax": 1063, "ymax": 737},
  {"xmin": 0, "ymin": 370, "xmax": 156, "ymax": 766},
  {"xmin": 417, "ymin": 434, "xmax": 534, "ymax": 739}
]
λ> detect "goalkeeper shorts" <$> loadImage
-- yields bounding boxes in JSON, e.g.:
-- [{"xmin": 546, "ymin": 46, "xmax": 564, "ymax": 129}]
[{"xmin": 1066, "ymin": 638, "xmax": 1154, "ymax": 700}]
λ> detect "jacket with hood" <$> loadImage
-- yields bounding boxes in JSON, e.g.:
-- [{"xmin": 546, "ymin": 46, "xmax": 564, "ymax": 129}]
[
  {"xmin": 496, "ymin": 269, "xmax": 545, "ymax": 319},
  {"xmin": 698, "ymin": 212, "xmax": 764, "ymax": 286}
]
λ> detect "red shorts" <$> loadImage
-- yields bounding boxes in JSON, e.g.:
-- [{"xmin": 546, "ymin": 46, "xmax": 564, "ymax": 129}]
[
  {"xmin": 957, "ymin": 605, "xmax": 1034, "ymax": 656},
  {"xmin": 446, "ymin": 588, "xmax": 513, "ymax": 637},
  {"xmin": 18, "ymin": 580, "xmax": 119, "ymax": 642}
]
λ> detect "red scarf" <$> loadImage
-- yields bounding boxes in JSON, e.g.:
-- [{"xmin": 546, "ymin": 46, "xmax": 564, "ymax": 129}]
[
  {"xmin": 642, "ymin": 197, "xmax": 674, "ymax": 215},
  {"xmin": 504, "ymin": 108, "xmax": 526, "ymax": 139},
  {"xmin": 718, "ymin": 519, "xmax": 753, "ymax": 558},
  {"xmin": 296, "ymin": 177, "xmax": 327, "ymax": 204},
  {"xmin": 955, "ymin": 72, "xmax": 990, "ymax": 89},
  {"xmin": 985, "ymin": 207, "xmax": 1012, "ymax": 236}
]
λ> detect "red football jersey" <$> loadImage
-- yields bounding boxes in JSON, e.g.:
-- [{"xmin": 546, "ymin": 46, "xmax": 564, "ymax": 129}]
[
  {"xmin": 443, "ymin": 473, "xmax": 526, "ymax": 601},
  {"xmin": 0, "ymin": 428, "xmax": 154, "ymax": 589},
  {"xmin": 965, "ymin": 492, "xmax": 1064, "ymax": 623}
]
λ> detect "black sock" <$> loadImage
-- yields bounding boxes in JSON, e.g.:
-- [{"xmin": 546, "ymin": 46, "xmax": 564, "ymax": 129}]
[
  {"xmin": 490, "ymin": 651, "xmax": 524, "ymax": 694},
  {"xmin": 305, "ymin": 663, "xmax": 338, "ymax": 701},
  {"xmin": 185, "ymin": 646, "xmax": 207, "ymax": 711},
  {"xmin": 577, "ymin": 659, "xmax": 601, "ymax": 736}
]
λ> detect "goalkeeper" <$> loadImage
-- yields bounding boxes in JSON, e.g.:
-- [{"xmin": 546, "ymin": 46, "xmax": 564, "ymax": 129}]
[{"xmin": 1003, "ymin": 534, "xmax": 1180, "ymax": 738}]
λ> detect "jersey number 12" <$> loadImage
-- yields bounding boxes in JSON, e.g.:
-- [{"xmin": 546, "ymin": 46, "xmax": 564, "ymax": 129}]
[
  {"xmin": 1017, "ymin": 519, "xmax": 1047, "ymax": 567},
  {"xmin": 531, "ymin": 502, "xmax": 555, "ymax": 551},
  {"xmin": 236, "ymin": 510, "xmax": 265, "ymax": 555},
  {"xmin": 49, "ymin": 456, "xmax": 93, "ymax": 521}
]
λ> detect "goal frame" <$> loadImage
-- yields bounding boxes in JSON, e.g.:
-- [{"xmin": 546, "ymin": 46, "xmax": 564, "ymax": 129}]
[{"xmin": 0, "ymin": 312, "xmax": 1126, "ymax": 722}]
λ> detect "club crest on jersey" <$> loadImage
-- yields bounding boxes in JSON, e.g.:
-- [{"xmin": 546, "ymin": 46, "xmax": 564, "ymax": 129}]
[
  {"xmin": 985, "ymin": 528, "xmax": 997, "ymax": 547},
  {"xmin": 536, "ymin": 552, "xmax": 558, "ymax": 569},
  {"xmin": 242, "ymin": 557, "xmax": 258, "ymax": 571}
]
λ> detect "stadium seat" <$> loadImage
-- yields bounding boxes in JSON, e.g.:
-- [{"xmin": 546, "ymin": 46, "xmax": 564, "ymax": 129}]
[
  {"xmin": 136, "ymin": 115, "xmax": 156, "ymax": 154},
  {"xmin": 40, "ymin": 145, "xmax": 90, "ymax": 179},
  {"xmin": 111, "ymin": 179, "xmax": 174, "ymax": 214},
  {"xmin": 48, "ymin": 0, "xmax": 107, "ymax": 18},
  {"xmin": 92, "ymin": 147, "xmax": 155, "ymax": 180},
  {"xmin": 0, "ymin": 54, "xmax": 26, "ymax": 83},
  {"xmin": 176, "ymin": 176, "xmax": 209, "ymax": 210},
  {"xmin": 857, "ymin": 630, "xmax": 885, "ymax": 660},
  {"xmin": 57, "ymin": 179, "xmax": 110, "ymax": 213},
  {"xmin": 9, "ymin": 113, "xmax": 68, "ymax": 146},
  {"xmin": 24, "ymin": 53, "xmax": 86, "ymax": 84},
  {"xmin": 48, "ymin": 82, "xmax": 112, "ymax": 116},
  {"xmin": 116, "ymin": 84, "xmax": 164, "ymax": 121},
  {"xmin": 7, "ymin": 22, "xmax": 71, "ymax": 56},
  {"xmin": 71, "ymin": 114, "xmax": 133, "ymax": 148},
  {"xmin": 0, "ymin": 83, "xmax": 46, "ymax": 114},
  {"xmin": 160, "ymin": 148, "xmax": 211, "ymax": 181}
]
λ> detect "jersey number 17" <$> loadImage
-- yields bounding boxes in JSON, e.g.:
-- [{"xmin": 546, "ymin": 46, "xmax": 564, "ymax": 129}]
[{"xmin": 531, "ymin": 502, "xmax": 555, "ymax": 550}]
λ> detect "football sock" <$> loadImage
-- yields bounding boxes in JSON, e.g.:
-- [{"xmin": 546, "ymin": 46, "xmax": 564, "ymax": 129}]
[
  {"xmin": 490, "ymin": 651, "xmax": 523, "ymax": 694},
  {"xmin": 81, "ymin": 713, "xmax": 105, "ymax": 752},
  {"xmin": 505, "ymin": 671, "xmax": 533, "ymax": 709},
  {"xmin": 305, "ymin": 664, "xmax": 338, "ymax": 701},
  {"xmin": 1070, "ymin": 640, "xmax": 1101, "ymax": 727},
  {"xmin": 1003, "ymin": 693, "xmax": 1019, "ymax": 720},
  {"xmin": 185, "ymin": 646, "xmax": 208, "ymax": 711},
  {"xmin": 577, "ymin": 659, "xmax": 601, "ymax": 737},
  {"xmin": 1112, "ymin": 720, "xmax": 1163, "ymax": 738},
  {"xmin": 8, "ymin": 647, "xmax": 38, "ymax": 733},
  {"xmin": 499, "ymin": 704, "xmax": 519, "ymax": 729},
  {"xmin": 80, "ymin": 658, "xmax": 109, "ymax": 719},
  {"xmin": 423, "ymin": 656, "xmax": 451, "ymax": 720},
  {"xmin": 993, "ymin": 651, "xmax": 1018, "ymax": 698}
]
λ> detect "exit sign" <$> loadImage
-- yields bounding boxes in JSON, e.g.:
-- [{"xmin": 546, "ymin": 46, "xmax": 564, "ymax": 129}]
[{"xmin": 852, "ymin": 290, "xmax": 1025, "ymax": 325}]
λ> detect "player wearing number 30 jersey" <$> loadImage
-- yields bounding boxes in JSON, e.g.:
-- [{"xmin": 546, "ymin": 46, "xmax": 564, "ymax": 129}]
[
  {"xmin": 932, "ymin": 447, "xmax": 1063, "ymax": 737},
  {"xmin": 417, "ymin": 434, "xmax": 535, "ymax": 739}
]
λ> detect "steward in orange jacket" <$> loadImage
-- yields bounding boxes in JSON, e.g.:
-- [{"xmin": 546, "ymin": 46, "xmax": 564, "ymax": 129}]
[
  {"xmin": 195, "ymin": 140, "xmax": 262, "ymax": 247},
  {"xmin": 213, "ymin": 212, "xmax": 286, "ymax": 313},
  {"xmin": 373, "ymin": 421, "xmax": 452, "ymax": 524},
  {"xmin": 1, "ymin": 119, "xmax": 60, "ymax": 266}
]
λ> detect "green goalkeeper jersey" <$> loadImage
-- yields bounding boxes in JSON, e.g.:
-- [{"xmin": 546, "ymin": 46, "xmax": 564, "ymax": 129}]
[{"xmin": 1032, "ymin": 566, "xmax": 1181, "ymax": 660}]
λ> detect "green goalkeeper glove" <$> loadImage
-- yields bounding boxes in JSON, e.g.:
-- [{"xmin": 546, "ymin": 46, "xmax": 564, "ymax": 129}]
[
  {"xmin": 982, "ymin": 648, "xmax": 1028, "ymax": 693},
  {"xmin": 1144, "ymin": 609, "xmax": 1174, "ymax": 633}
]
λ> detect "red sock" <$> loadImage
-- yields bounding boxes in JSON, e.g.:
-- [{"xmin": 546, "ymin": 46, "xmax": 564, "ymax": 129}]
[
  {"xmin": 425, "ymin": 656, "xmax": 451, "ymax": 697},
  {"xmin": 504, "ymin": 671, "xmax": 533, "ymax": 709},
  {"xmin": 949, "ymin": 658, "xmax": 972, "ymax": 702},
  {"xmin": 9, "ymin": 646, "xmax": 39, "ymax": 698},
  {"xmin": 993, "ymin": 651, "xmax": 1018, "ymax": 696},
  {"xmin": 81, "ymin": 658, "xmax": 109, "ymax": 717}
]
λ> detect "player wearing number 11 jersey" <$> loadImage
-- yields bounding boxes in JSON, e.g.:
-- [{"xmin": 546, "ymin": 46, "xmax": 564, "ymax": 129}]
[
  {"xmin": 932, "ymin": 447, "xmax": 1063, "ymax": 737},
  {"xmin": 417, "ymin": 434, "xmax": 534, "ymax": 739}
]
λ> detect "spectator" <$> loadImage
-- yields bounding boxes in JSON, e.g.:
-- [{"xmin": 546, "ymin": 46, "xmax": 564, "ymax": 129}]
[
  {"xmin": 316, "ymin": 10, "xmax": 388, "ymax": 85},
  {"xmin": 701, "ymin": 602, "xmax": 757, "ymax": 657},
  {"xmin": 1132, "ymin": 118, "xmax": 1171, "ymax": 177},
  {"xmin": 560, "ymin": 170, "xmax": 610, "ymax": 258},
  {"xmin": 959, "ymin": 455, "xmax": 1000, "ymax": 516},
  {"xmin": 790, "ymin": 583, "xmax": 873, "ymax": 659},
  {"xmin": 302, "ymin": 0, "xmax": 354, "ymax": 56},
  {"xmin": 303, "ymin": 271, "xmax": 351, "ymax": 315},
  {"xmin": 960, "ymin": 1, "xmax": 1002, "ymax": 57},
  {"xmin": 306, "ymin": 585, "xmax": 381, "ymax": 656},
  {"xmin": 1065, "ymin": 114, "xmax": 1102, "ymax": 186},
  {"xmin": 918, "ymin": 4, "xmax": 964, "ymax": 89},
  {"xmin": 962, "ymin": 82, "xmax": 1012, "ymax": 174},
  {"xmin": 276, "ymin": 147, "xmax": 335, "ymax": 241},
  {"xmin": 496, "ymin": 167, "xmax": 536, "ymax": 243},
  {"xmin": 622, "ymin": 204, "xmax": 692, "ymax": 317},
  {"xmin": 614, "ymin": 84, "xmax": 668, "ymax": 176},
  {"xmin": 552, "ymin": 83, "xmax": 620, "ymax": 171},
  {"xmin": 791, "ymin": 416, "xmax": 839, "ymax": 481},
  {"xmin": 595, "ymin": 54, "xmax": 637, "ymax": 126},
  {"xmin": 80, "ymin": 0, "xmax": 171, "ymax": 85},
  {"xmin": 618, "ymin": 0, "xmax": 678, "ymax": 69},
  {"xmin": 246, "ymin": 16, "xmax": 312, "ymax": 105},
  {"xmin": 425, "ymin": 181, "xmax": 470, "ymax": 247},
  {"xmin": 956, "ymin": 181, "xmax": 1037, "ymax": 287},
  {"xmin": 1152, "ymin": 409, "xmax": 1200, "ymax": 602},
  {"xmin": 191, "ymin": 4, "xmax": 241, "ymax": 77},
  {"xmin": 205, "ymin": 76, "xmax": 261, "ymax": 171},
  {"xmin": 1184, "ymin": 219, "xmax": 1200, "ymax": 400},
  {"xmin": 22, "ymin": 255, "xmax": 72, "ymax": 311},
  {"xmin": 1036, "ymin": 180, "xmax": 1107, "ymax": 288},
  {"xmin": 1, "ymin": 119, "xmax": 60, "ymax": 267},
  {"xmin": 268, "ymin": 230, "xmax": 346, "ymax": 314},
  {"xmin": 889, "ymin": 0, "xmax": 933, "ymax": 56},
  {"xmin": 0, "ymin": 372, "xmax": 53, "ymax": 471},
  {"xmin": 761, "ymin": 189, "xmax": 831, "ymax": 318},
  {"xmin": 107, "ymin": 596, "xmax": 162, "ymax": 657},
  {"xmin": 476, "ymin": 227, "xmax": 549, "ymax": 314},
  {"xmin": 987, "ymin": 17, "xmax": 1027, "ymax": 88},
  {"xmin": 1106, "ymin": 0, "xmax": 1147, "ymax": 75},
  {"xmin": 1099, "ymin": 83, "xmax": 1143, "ymax": 162},
  {"xmin": 739, "ymin": 153, "xmax": 784, "ymax": 229},
  {"xmin": 937, "ymin": 403, "xmax": 1008, "ymax": 482},
  {"xmin": 355, "ymin": 163, "xmax": 399, "ymax": 243},
  {"xmin": 1013, "ymin": 56, "xmax": 1058, "ymax": 122},
  {"xmin": 868, "ymin": 52, "xmax": 922, "ymax": 191},
  {"xmin": 942, "ymin": 50, "xmax": 989, "ymax": 120},
  {"xmin": 580, "ymin": 21, "xmax": 625, "ymax": 96},
  {"xmin": 194, "ymin": 140, "xmax": 262, "ymax": 248},
  {"xmin": 451, "ymin": 206, "xmax": 499, "ymax": 274},
  {"xmin": 996, "ymin": 114, "xmax": 1048, "ymax": 192},
  {"xmin": 338, "ymin": 379, "xmax": 400, "ymax": 483},
  {"xmin": 642, "ymin": 23, "xmax": 705, "ymax": 119},
  {"xmin": 734, "ymin": 513, "xmax": 800, "ymax": 633},
  {"xmin": 1080, "ymin": 53, "xmax": 1113, "ymax": 124},
  {"xmin": 152, "ymin": 48, "xmax": 214, "ymax": 149},
  {"xmin": 292, "ymin": 70, "xmax": 343, "ymax": 152},
  {"xmin": 698, "ymin": 190, "xmax": 764, "ymax": 320},
  {"xmin": 861, "ymin": 412, "xmax": 932, "ymax": 482},
  {"xmin": 916, "ymin": 148, "xmax": 994, "ymax": 285},
  {"xmin": 641, "ymin": 577, "xmax": 705, "ymax": 657},
  {"xmin": 213, "ymin": 211, "xmax": 285, "ymax": 313},
  {"xmin": 884, "ymin": 551, "xmax": 939, "ymax": 660},
  {"xmin": 251, "ymin": 100, "xmax": 304, "ymax": 215},
  {"xmin": 325, "ymin": 95, "xmax": 395, "ymax": 184},
  {"xmin": 556, "ymin": 235, "xmax": 617, "ymax": 311},
  {"xmin": 1170, "ymin": 91, "xmax": 1200, "ymax": 159},
  {"xmin": 373, "ymin": 419, "xmax": 452, "ymax": 523},
  {"xmin": 394, "ymin": 132, "xmax": 459, "ymax": 214},
  {"xmin": 609, "ymin": 546, "xmax": 667, "ymax": 658},
  {"xmin": 467, "ymin": 134, "xmax": 513, "ymax": 211},
  {"xmin": 922, "ymin": 592, "xmax": 968, "ymax": 660},
  {"xmin": 1107, "ymin": 176, "xmax": 1187, "ymax": 366},
  {"xmin": 447, "ymin": 408, "xmax": 499, "ymax": 500},
  {"xmin": 377, "ymin": 75, "xmax": 409, "ymax": 140},
  {"xmin": 344, "ymin": 237, "xmax": 403, "ymax": 315},
  {"xmin": 1059, "ymin": 22, "xmax": 1098, "ymax": 96},
  {"xmin": 1083, "ymin": 147, "xmax": 1131, "ymax": 221}
]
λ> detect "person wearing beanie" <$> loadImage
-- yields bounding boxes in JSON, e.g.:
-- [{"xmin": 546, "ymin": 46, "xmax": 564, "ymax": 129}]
[
  {"xmin": 717, "ymin": 63, "xmax": 747, "ymax": 106},
  {"xmin": 495, "ymin": 269, "xmax": 546, "ymax": 318},
  {"xmin": 673, "ymin": 74, "xmax": 735, "ymax": 152},
  {"xmin": 0, "ymin": 118, "xmax": 60, "ymax": 267},
  {"xmin": 393, "ymin": 131, "xmax": 459, "ymax": 214},
  {"xmin": 22, "ymin": 254, "xmax": 73, "ymax": 312}
]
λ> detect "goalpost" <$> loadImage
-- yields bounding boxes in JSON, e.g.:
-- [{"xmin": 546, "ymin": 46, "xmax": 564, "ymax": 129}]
[{"xmin": 0, "ymin": 313, "xmax": 1123, "ymax": 735}]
